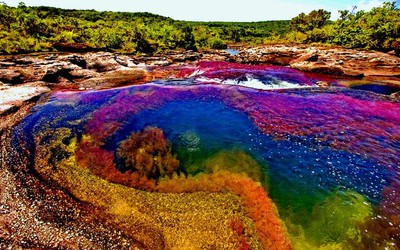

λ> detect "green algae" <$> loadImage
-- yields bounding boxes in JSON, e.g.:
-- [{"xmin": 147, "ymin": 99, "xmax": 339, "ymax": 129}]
[{"xmin": 285, "ymin": 190, "xmax": 373, "ymax": 249}]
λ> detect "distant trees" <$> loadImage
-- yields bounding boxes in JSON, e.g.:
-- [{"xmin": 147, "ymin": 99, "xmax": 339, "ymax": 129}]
[
  {"xmin": 0, "ymin": 1, "xmax": 399, "ymax": 54},
  {"xmin": 333, "ymin": 1, "xmax": 400, "ymax": 53},
  {"xmin": 287, "ymin": 1, "xmax": 400, "ymax": 54}
]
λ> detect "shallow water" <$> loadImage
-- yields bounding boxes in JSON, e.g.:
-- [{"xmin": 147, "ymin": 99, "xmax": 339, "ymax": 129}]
[{"xmin": 13, "ymin": 61, "xmax": 400, "ymax": 248}]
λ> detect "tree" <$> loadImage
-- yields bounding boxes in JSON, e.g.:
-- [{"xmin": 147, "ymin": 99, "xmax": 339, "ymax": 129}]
[{"xmin": 290, "ymin": 9, "xmax": 331, "ymax": 33}]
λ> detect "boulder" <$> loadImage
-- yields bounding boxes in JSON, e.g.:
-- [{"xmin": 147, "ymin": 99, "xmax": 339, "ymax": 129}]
[
  {"xmin": 84, "ymin": 53, "xmax": 123, "ymax": 72},
  {"xmin": 42, "ymin": 62, "xmax": 80, "ymax": 83},
  {"xmin": 390, "ymin": 91, "xmax": 400, "ymax": 100},
  {"xmin": 0, "ymin": 69, "xmax": 24, "ymax": 85},
  {"xmin": 233, "ymin": 45, "xmax": 400, "ymax": 78},
  {"xmin": 59, "ymin": 54, "xmax": 87, "ymax": 68},
  {"xmin": 0, "ymin": 82, "xmax": 50, "ymax": 115},
  {"xmin": 78, "ymin": 68, "xmax": 147, "ymax": 89}
]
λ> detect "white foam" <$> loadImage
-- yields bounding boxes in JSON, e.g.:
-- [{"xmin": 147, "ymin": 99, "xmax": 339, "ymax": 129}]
[
  {"xmin": 189, "ymin": 69, "xmax": 205, "ymax": 78},
  {"xmin": 196, "ymin": 76, "xmax": 312, "ymax": 90}
]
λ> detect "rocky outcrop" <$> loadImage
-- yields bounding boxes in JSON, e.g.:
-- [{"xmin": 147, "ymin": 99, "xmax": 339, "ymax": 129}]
[
  {"xmin": 0, "ymin": 50, "xmax": 228, "ymax": 115},
  {"xmin": 1, "ymin": 46, "xmax": 399, "ymax": 117},
  {"xmin": 232, "ymin": 45, "xmax": 400, "ymax": 78},
  {"xmin": 0, "ymin": 82, "xmax": 50, "ymax": 115}
]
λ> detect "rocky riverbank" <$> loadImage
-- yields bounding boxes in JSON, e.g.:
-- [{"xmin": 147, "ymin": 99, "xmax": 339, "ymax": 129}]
[
  {"xmin": 233, "ymin": 45, "xmax": 400, "ymax": 78},
  {"xmin": 1, "ymin": 45, "xmax": 400, "ymax": 118}
]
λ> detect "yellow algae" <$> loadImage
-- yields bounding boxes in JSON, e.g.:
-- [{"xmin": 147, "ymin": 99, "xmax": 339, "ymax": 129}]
[
  {"xmin": 204, "ymin": 150, "xmax": 269, "ymax": 190},
  {"xmin": 33, "ymin": 128, "xmax": 264, "ymax": 249}
]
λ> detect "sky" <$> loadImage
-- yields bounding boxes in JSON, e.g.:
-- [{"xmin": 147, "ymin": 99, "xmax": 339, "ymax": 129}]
[{"xmin": 3, "ymin": 0, "xmax": 396, "ymax": 21}]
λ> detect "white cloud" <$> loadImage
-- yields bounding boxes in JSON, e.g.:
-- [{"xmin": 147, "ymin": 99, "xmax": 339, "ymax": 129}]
[{"xmin": 355, "ymin": 0, "xmax": 386, "ymax": 11}]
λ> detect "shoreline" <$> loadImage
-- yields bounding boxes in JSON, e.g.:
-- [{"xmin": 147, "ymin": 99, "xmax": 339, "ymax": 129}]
[{"xmin": 1, "ymin": 44, "xmax": 400, "ymax": 124}]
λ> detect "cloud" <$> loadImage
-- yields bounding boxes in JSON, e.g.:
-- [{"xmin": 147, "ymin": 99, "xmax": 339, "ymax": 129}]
[{"xmin": 355, "ymin": 0, "xmax": 386, "ymax": 11}]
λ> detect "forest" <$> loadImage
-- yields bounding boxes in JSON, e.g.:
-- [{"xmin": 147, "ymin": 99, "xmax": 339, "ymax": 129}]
[{"xmin": 0, "ymin": 1, "xmax": 398, "ymax": 54}]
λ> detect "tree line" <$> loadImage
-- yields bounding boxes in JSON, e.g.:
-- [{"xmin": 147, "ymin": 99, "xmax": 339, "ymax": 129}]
[
  {"xmin": 288, "ymin": 2, "xmax": 399, "ymax": 54},
  {"xmin": 0, "ymin": 1, "xmax": 398, "ymax": 54}
]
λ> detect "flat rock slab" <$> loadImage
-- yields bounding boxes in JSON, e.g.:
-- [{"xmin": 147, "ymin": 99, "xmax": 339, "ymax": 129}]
[
  {"xmin": 0, "ymin": 83, "xmax": 50, "ymax": 115},
  {"xmin": 233, "ymin": 45, "xmax": 400, "ymax": 79}
]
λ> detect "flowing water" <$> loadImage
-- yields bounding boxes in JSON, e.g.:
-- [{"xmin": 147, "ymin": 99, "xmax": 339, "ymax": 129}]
[{"xmin": 12, "ymin": 61, "xmax": 400, "ymax": 249}]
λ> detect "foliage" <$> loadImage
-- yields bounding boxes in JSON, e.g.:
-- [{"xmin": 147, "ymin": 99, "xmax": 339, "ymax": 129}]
[
  {"xmin": 287, "ymin": 1, "xmax": 400, "ymax": 53},
  {"xmin": 0, "ymin": 2, "xmax": 291, "ymax": 54},
  {"xmin": 290, "ymin": 9, "xmax": 331, "ymax": 33},
  {"xmin": 117, "ymin": 126, "xmax": 179, "ymax": 179},
  {"xmin": 1, "ymin": 1, "xmax": 398, "ymax": 54}
]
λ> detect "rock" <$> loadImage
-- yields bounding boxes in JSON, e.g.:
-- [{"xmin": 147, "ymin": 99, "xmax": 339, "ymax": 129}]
[
  {"xmin": 0, "ymin": 82, "xmax": 50, "ymax": 115},
  {"xmin": 316, "ymin": 81, "xmax": 330, "ymax": 88},
  {"xmin": 84, "ymin": 53, "xmax": 123, "ymax": 72},
  {"xmin": 0, "ymin": 69, "xmax": 24, "ymax": 85},
  {"xmin": 0, "ymin": 61, "xmax": 15, "ymax": 67},
  {"xmin": 78, "ymin": 67, "xmax": 147, "ymax": 89},
  {"xmin": 69, "ymin": 68, "xmax": 101, "ymax": 79},
  {"xmin": 390, "ymin": 91, "xmax": 400, "ymax": 100},
  {"xmin": 115, "ymin": 55, "xmax": 137, "ymax": 67},
  {"xmin": 42, "ymin": 62, "xmax": 80, "ymax": 83},
  {"xmin": 53, "ymin": 42, "xmax": 100, "ymax": 53},
  {"xmin": 149, "ymin": 60, "xmax": 172, "ymax": 67},
  {"xmin": 59, "ymin": 54, "xmax": 87, "ymax": 68},
  {"xmin": 233, "ymin": 45, "xmax": 400, "ymax": 78},
  {"xmin": 170, "ymin": 50, "xmax": 201, "ymax": 62}
]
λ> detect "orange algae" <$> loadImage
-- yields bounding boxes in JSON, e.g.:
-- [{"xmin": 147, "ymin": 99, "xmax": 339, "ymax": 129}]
[
  {"xmin": 76, "ymin": 135, "xmax": 157, "ymax": 190},
  {"xmin": 74, "ymin": 128, "xmax": 291, "ymax": 249},
  {"xmin": 204, "ymin": 150, "xmax": 269, "ymax": 190},
  {"xmin": 157, "ymin": 171, "xmax": 292, "ymax": 250},
  {"xmin": 32, "ymin": 128, "xmax": 273, "ymax": 249}
]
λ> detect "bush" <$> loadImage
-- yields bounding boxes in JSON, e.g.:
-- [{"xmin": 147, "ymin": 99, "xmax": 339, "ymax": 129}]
[{"xmin": 209, "ymin": 37, "xmax": 227, "ymax": 49}]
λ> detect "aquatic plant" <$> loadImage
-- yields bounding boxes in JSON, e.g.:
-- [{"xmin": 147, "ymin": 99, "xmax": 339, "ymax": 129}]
[
  {"xmin": 285, "ymin": 190, "xmax": 373, "ymax": 249},
  {"xmin": 76, "ymin": 135, "xmax": 156, "ymax": 190},
  {"xmin": 117, "ymin": 126, "xmax": 179, "ymax": 179},
  {"xmin": 351, "ymin": 181, "xmax": 400, "ymax": 249},
  {"xmin": 31, "ymin": 127, "xmax": 265, "ymax": 249},
  {"xmin": 204, "ymin": 150, "xmax": 269, "ymax": 189},
  {"xmin": 12, "ymin": 61, "xmax": 400, "ymax": 249},
  {"xmin": 157, "ymin": 171, "xmax": 292, "ymax": 250},
  {"xmin": 305, "ymin": 190, "xmax": 372, "ymax": 245}
]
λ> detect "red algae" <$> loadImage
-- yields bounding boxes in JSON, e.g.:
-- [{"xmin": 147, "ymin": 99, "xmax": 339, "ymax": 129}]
[{"xmin": 117, "ymin": 127, "xmax": 179, "ymax": 179}]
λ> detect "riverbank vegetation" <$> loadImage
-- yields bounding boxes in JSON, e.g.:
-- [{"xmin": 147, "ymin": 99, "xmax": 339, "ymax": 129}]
[{"xmin": 0, "ymin": 1, "xmax": 398, "ymax": 54}]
